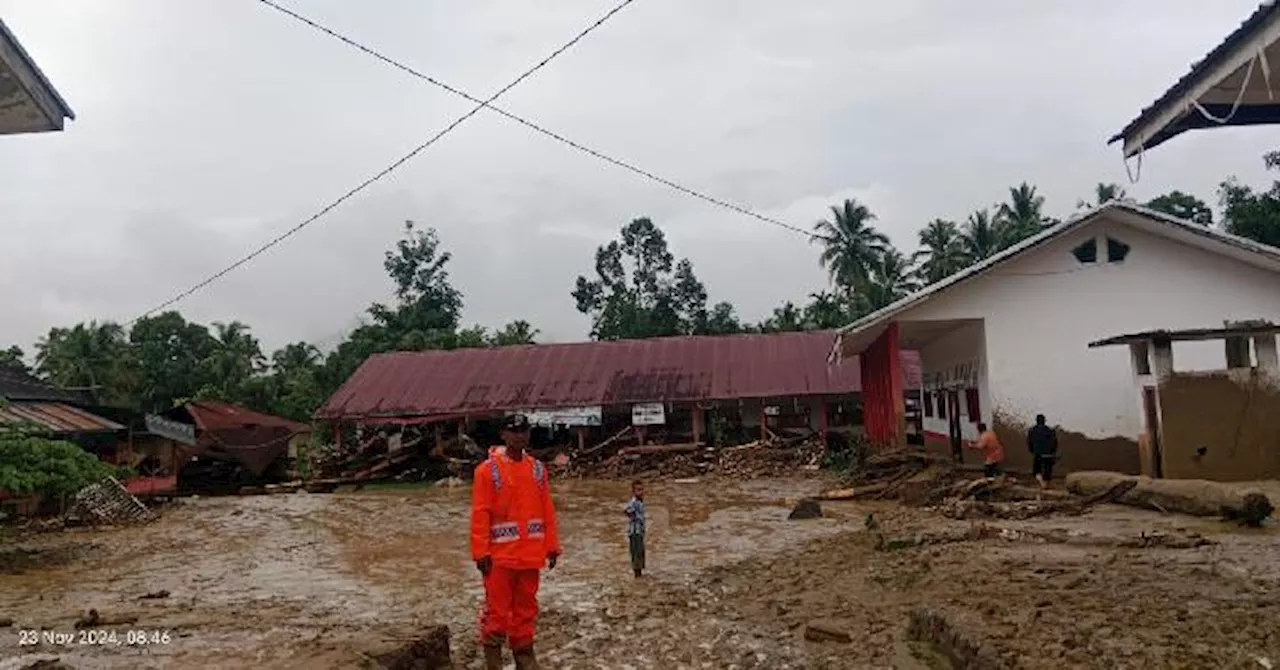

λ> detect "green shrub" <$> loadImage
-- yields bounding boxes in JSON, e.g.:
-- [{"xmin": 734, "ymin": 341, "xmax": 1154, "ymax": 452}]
[{"xmin": 0, "ymin": 425, "xmax": 116, "ymax": 497}]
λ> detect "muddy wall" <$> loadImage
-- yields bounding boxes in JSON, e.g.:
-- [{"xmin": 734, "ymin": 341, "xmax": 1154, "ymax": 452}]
[
  {"xmin": 1157, "ymin": 371, "xmax": 1280, "ymax": 481},
  {"xmin": 992, "ymin": 415, "xmax": 1141, "ymax": 477}
]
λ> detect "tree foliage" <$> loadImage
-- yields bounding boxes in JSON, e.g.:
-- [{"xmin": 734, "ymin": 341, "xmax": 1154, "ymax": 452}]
[
  {"xmin": 572, "ymin": 217, "xmax": 717, "ymax": 339},
  {"xmin": 1146, "ymin": 190, "xmax": 1213, "ymax": 225},
  {"xmin": 1218, "ymin": 151, "xmax": 1280, "ymax": 247},
  {"xmin": 0, "ymin": 425, "xmax": 117, "ymax": 497}
]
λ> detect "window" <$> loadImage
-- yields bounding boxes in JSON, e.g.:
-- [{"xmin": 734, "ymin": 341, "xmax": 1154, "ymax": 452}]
[
  {"xmin": 1131, "ymin": 341, "xmax": 1152, "ymax": 375},
  {"xmin": 1106, "ymin": 237, "xmax": 1130, "ymax": 263},
  {"xmin": 1225, "ymin": 337, "xmax": 1252, "ymax": 369},
  {"xmin": 923, "ymin": 392, "xmax": 934, "ymax": 418},
  {"xmin": 965, "ymin": 388, "xmax": 981, "ymax": 423},
  {"xmin": 936, "ymin": 393, "xmax": 947, "ymax": 419},
  {"xmin": 1072, "ymin": 238, "xmax": 1098, "ymax": 264}
]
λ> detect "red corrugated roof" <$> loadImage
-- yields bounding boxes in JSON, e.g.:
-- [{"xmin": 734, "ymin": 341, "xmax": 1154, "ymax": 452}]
[
  {"xmin": 316, "ymin": 330, "xmax": 922, "ymax": 421},
  {"xmin": 185, "ymin": 399, "xmax": 311, "ymax": 433},
  {"xmin": 0, "ymin": 401, "xmax": 124, "ymax": 433}
]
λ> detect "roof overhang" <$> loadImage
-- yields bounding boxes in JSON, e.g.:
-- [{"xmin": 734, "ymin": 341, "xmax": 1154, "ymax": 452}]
[
  {"xmin": 0, "ymin": 19, "xmax": 74, "ymax": 135},
  {"xmin": 1111, "ymin": 2, "xmax": 1280, "ymax": 157},
  {"xmin": 831, "ymin": 201, "xmax": 1280, "ymax": 361},
  {"xmin": 1089, "ymin": 322, "xmax": 1280, "ymax": 348}
]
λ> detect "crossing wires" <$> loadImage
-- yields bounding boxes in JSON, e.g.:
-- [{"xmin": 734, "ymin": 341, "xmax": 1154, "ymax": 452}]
[
  {"xmin": 131, "ymin": 0, "xmax": 641, "ymax": 323},
  {"xmin": 256, "ymin": 0, "xmax": 813, "ymax": 236}
]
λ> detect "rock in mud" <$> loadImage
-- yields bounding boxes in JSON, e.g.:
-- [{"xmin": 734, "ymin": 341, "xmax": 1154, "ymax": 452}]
[
  {"xmin": 804, "ymin": 620, "xmax": 852, "ymax": 644},
  {"xmin": 369, "ymin": 624, "xmax": 452, "ymax": 669},
  {"xmin": 139, "ymin": 589, "xmax": 170, "ymax": 600},
  {"xmin": 22, "ymin": 659, "xmax": 76, "ymax": 670},
  {"xmin": 0, "ymin": 617, "xmax": 14, "ymax": 627},
  {"xmin": 788, "ymin": 498, "xmax": 823, "ymax": 520},
  {"xmin": 907, "ymin": 608, "xmax": 1011, "ymax": 670}
]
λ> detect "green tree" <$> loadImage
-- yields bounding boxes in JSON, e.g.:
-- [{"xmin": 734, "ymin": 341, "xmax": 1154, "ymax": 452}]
[
  {"xmin": 760, "ymin": 302, "xmax": 806, "ymax": 333},
  {"xmin": 198, "ymin": 321, "xmax": 265, "ymax": 402},
  {"xmin": 855, "ymin": 248, "xmax": 920, "ymax": 315},
  {"xmin": 912, "ymin": 219, "xmax": 967, "ymax": 285},
  {"xmin": 803, "ymin": 291, "xmax": 851, "ymax": 329},
  {"xmin": 1145, "ymin": 190, "xmax": 1213, "ymax": 225},
  {"xmin": 960, "ymin": 209, "xmax": 1003, "ymax": 262},
  {"xmin": 572, "ymin": 217, "xmax": 711, "ymax": 340},
  {"xmin": 697, "ymin": 302, "xmax": 745, "ymax": 335},
  {"xmin": 0, "ymin": 425, "xmax": 117, "ymax": 497},
  {"xmin": 489, "ymin": 320, "xmax": 539, "ymax": 346},
  {"xmin": 0, "ymin": 346, "xmax": 29, "ymax": 374},
  {"xmin": 267, "ymin": 342, "xmax": 324, "ymax": 422},
  {"xmin": 996, "ymin": 182, "xmax": 1048, "ymax": 244},
  {"xmin": 810, "ymin": 199, "xmax": 890, "ymax": 289},
  {"xmin": 35, "ymin": 322, "xmax": 134, "ymax": 406},
  {"xmin": 1078, "ymin": 182, "xmax": 1127, "ymax": 209},
  {"xmin": 129, "ymin": 312, "xmax": 216, "ymax": 412}
]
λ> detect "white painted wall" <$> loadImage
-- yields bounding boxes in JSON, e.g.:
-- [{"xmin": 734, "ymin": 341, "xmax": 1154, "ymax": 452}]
[
  {"xmin": 919, "ymin": 321, "xmax": 986, "ymax": 442},
  {"xmin": 897, "ymin": 215, "xmax": 1280, "ymax": 440}
]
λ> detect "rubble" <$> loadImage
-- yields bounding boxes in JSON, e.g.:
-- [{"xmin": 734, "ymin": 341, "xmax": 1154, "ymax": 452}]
[
  {"xmin": 566, "ymin": 431, "xmax": 829, "ymax": 480},
  {"xmin": 788, "ymin": 499, "xmax": 823, "ymax": 520},
  {"xmin": 365, "ymin": 625, "xmax": 453, "ymax": 669},
  {"xmin": 803, "ymin": 620, "xmax": 853, "ymax": 644}
]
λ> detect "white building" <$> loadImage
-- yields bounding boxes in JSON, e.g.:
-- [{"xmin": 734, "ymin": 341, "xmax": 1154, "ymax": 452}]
[
  {"xmin": 0, "ymin": 18, "xmax": 74, "ymax": 135},
  {"xmin": 833, "ymin": 201, "xmax": 1280, "ymax": 475}
]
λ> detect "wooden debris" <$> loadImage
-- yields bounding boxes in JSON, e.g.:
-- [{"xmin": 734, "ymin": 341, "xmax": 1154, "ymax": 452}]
[
  {"xmin": 816, "ymin": 483, "xmax": 888, "ymax": 501},
  {"xmin": 1065, "ymin": 471, "xmax": 1275, "ymax": 525},
  {"xmin": 138, "ymin": 590, "xmax": 170, "ymax": 600},
  {"xmin": 939, "ymin": 480, "xmax": 1137, "ymax": 521},
  {"xmin": 72, "ymin": 477, "xmax": 154, "ymax": 525},
  {"xmin": 74, "ymin": 609, "xmax": 138, "ymax": 628},
  {"xmin": 617, "ymin": 443, "xmax": 701, "ymax": 456},
  {"xmin": 804, "ymin": 620, "xmax": 853, "ymax": 644}
]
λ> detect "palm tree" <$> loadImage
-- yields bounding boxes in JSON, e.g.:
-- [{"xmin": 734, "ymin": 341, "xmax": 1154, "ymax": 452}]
[
  {"xmin": 761, "ymin": 302, "xmax": 806, "ymax": 333},
  {"xmin": 201, "ymin": 321, "xmax": 265, "ymax": 400},
  {"xmin": 811, "ymin": 199, "xmax": 890, "ymax": 290},
  {"xmin": 857, "ymin": 249, "xmax": 921, "ymax": 314},
  {"xmin": 1078, "ymin": 182, "xmax": 1127, "ymax": 209},
  {"xmin": 997, "ymin": 182, "xmax": 1047, "ymax": 245},
  {"xmin": 960, "ymin": 209, "xmax": 1003, "ymax": 263},
  {"xmin": 912, "ymin": 219, "xmax": 967, "ymax": 285},
  {"xmin": 803, "ymin": 291, "xmax": 850, "ymax": 329},
  {"xmin": 34, "ymin": 321, "xmax": 133, "ymax": 404},
  {"xmin": 490, "ymin": 320, "xmax": 539, "ymax": 346}
]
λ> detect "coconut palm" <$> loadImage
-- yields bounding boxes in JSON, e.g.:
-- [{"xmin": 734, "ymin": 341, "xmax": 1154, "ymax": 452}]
[
  {"xmin": 1078, "ymin": 182, "xmax": 1127, "ymax": 209},
  {"xmin": 912, "ymin": 219, "xmax": 968, "ymax": 285},
  {"xmin": 961, "ymin": 209, "xmax": 1004, "ymax": 263},
  {"xmin": 857, "ymin": 249, "xmax": 921, "ymax": 314},
  {"xmin": 811, "ymin": 199, "xmax": 891, "ymax": 290},
  {"xmin": 997, "ymin": 182, "xmax": 1047, "ymax": 245}
]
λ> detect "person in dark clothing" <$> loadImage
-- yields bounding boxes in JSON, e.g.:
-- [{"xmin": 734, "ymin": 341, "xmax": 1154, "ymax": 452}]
[{"xmin": 1027, "ymin": 414, "xmax": 1058, "ymax": 488}]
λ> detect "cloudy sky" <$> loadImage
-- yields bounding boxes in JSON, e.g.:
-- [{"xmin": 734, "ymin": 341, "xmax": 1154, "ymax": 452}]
[{"xmin": 1, "ymin": 0, "xmax": 1275, "ymax": 353}]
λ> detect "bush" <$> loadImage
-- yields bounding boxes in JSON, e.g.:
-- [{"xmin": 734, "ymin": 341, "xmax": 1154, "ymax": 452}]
[{"xmin": 0, "ymin": 425, "xmax": 117, "ymax": 497}]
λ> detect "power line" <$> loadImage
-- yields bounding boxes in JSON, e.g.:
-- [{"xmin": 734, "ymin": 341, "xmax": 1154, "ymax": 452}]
[
  {"xmin": 130, "ymin": 0, "xmax": 640, "ymax": 324},
  {"xmin": 256, "ymin": 0, "xmax": 812, "ymax": 238}
]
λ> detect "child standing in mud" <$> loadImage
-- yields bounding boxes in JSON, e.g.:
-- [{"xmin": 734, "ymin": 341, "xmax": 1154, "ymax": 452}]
[{"xmin": 624, "ymin": 480, "xmax": 646, "ymax": 578}]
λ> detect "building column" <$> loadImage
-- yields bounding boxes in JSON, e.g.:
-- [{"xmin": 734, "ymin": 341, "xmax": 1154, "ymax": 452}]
[
  {"xmin": 859, "ymin": 322, "xmax": 906, "ymax": 447},
  {"xmin": 692, "ymin": 408, "xmax": 704, "ymax": 444},
  {"xmin": 818, "ymin": 399, "xmax": 829, "ymax": 448},
  {"xmin": 1254, "ymin": 334, "xmax": 1279, "ymax": 374},
  {"xmin": 1151, "ymin": 338, "xmax": 1174, "ymax": 381}
]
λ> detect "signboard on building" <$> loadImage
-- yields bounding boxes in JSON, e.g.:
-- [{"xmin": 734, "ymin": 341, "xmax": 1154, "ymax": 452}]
[
  {"xmin": 763, "ymin": 405, "xmax": 781, "ymax": 416},
  {"xmin": 631, "ymin": 402, "xmax": 666, "ymax": 426},
  {"xmin": 144, "ymin": 414, "xmax": 197, "ymax": 445},
  {"xmin": 521, "ymin": 406, "xmax": 602, "ymax": 427},
  {"xmin": 924, "ymin": 359, "xmax": 981, "ymax": 390}
]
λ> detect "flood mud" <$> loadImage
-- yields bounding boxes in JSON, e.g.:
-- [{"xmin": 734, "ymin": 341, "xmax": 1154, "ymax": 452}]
[{"xmin": 0, "ymin": 477, "xmax": 1275, "ymax": 668}]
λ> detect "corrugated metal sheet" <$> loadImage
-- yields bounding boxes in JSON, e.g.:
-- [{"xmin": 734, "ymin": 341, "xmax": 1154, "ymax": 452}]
[
  {"xmin": 185, "ymin": 399, "xmax": 311, "ymax": 433},
  {"xmin": 317, "ymin": 330, "xmax": 923, "ymax": 421},
  {"xmin": 0, "ymin": 401, "xmax": 125, "ymax": 433}
]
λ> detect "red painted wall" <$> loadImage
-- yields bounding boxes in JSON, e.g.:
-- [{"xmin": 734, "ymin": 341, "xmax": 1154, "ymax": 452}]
[{"xmin": 860, "ymin": 323, "xmax": 905, "ymax": 445}]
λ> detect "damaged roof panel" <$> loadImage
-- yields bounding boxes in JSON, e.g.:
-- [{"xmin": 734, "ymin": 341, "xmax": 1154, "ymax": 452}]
[
  {"xmin": 0, "ymin": 401, "xmax": 124, "ymax": 433},
  {"xmin": 316, "ymin": 330, "xmax": 923, "ymax": 420}
]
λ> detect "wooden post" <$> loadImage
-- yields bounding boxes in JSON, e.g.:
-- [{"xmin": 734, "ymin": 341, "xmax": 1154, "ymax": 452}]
[
  {"xmin": 576, "ymin": 427, "xmax": 586, "ymax": 451},
  {"xmin": 333, "ymin": 423, "xmax": 342, "ymax": 450},
  {"xmin": 818, "ymin": 399, "xmax": 829, "ymax": 448},
  {"xmin": 637, "ymin": 426, "xmax": 647, "ymax": 446},
  {"xmin": 692, "ymin": 408, "xmax": 704, "ymax": 444},
  {"xmin": 759, "ymin": 404, "xmax": 768, "ymax": 441}
]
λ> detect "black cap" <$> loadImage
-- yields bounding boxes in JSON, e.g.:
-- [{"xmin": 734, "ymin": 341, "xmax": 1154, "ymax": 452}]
[{"xmin": 502, "ymin": 413, "xmax": 531, "ymax": 431}]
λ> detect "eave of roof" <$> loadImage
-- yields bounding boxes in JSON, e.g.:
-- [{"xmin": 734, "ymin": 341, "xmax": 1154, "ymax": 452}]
[
  {"xmin": 832, "ymin": 201, "xmax": 1280, "ymax": 358},
  {"xmin": 0, "ymin": 401, "xmax": 124, "ymax": 433},
  {"xmin": 1109, "ymin": 1, "xmax": 1280, "ymax": 156},
  {"xmin": 0, "ymin": 18, "xmax": 74, "ymax": 132},
  {"xmin": 1089, "ymin": 322, "xmax": 1280, "ymax": 348}
]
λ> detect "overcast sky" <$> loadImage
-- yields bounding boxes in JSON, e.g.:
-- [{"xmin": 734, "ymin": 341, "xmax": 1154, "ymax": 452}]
[{"xmin": 1, "ymin": 0, "xmax": 1276, "ymax": 353}]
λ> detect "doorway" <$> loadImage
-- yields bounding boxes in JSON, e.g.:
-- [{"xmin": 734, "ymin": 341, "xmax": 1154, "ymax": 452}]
[{"xmin": 1142, "ymin": 386, "xmax": 1163, "ymax": 478}]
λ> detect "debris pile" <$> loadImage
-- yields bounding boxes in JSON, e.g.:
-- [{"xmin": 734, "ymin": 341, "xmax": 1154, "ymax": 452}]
[
  {"xmin": 564, "ymin": 432, "xmax": 827, "ymax": 480},
  {"xmin": 1066, "ymin": 471, "xmax": 1276, "ymax": 526},
  {"xmin": 70, "ymin": 476, "xmax": 155, "ymax": 525},
  {"xmin": 311, "ymin": 427, "xmax": 479, "ymax": 485}
]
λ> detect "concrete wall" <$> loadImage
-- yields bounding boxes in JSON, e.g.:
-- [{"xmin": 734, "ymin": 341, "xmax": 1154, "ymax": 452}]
[
  {"xmin": 920, "ymin": 321, "xmax": 986, "ymax": 444},
  {"xmin": 899, "ymin": 214, "xmax": 1280, "ymax": 474},
  {"xmin": 1157, "ymin": 371, "xmax": 1280, "ymax": 481}
]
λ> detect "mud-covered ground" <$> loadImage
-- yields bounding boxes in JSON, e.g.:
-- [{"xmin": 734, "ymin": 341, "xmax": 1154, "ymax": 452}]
[{"xmin": 0, "ymin": 478, "xmax": 1277, "ymax": 669}]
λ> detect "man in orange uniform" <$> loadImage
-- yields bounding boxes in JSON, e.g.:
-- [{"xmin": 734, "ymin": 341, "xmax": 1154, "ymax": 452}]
[{"xmin": 471, "ymin": 413, "xmax": 561, "ymax": 670}]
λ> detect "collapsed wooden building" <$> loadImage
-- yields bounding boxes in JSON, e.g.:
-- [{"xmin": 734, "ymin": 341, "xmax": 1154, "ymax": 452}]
[{"xmin": 314, "ymin": 330, "xmax": 922, "ymax": 477}]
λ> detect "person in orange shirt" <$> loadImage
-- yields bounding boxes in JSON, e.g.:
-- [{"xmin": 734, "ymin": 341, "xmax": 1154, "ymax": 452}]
[
  {"xmin": 471, "ymin": 413, "xmax": 561, "ymax": 670},
  {"xmin": 965, "ymin": 422, "xmax": 1005, "ymax": 478}
]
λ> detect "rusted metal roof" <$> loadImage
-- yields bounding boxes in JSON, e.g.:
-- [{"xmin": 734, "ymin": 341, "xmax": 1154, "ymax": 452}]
[
  {"xmin": 184, "ymin": 399, "xmax": 311, "ymax": 433},
  {"xmin": 0, "ymin": 401, "xmax": 125, "ymax": 433},
  {"xmin": 316, "ymin": 330, "xmax": 923, "ymax": 421}
]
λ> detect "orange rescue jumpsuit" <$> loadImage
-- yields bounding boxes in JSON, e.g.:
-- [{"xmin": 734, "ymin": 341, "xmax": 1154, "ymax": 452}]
[{"xmin": 471, "ymin": 447, "xmax": 561, "ymax": 650}]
